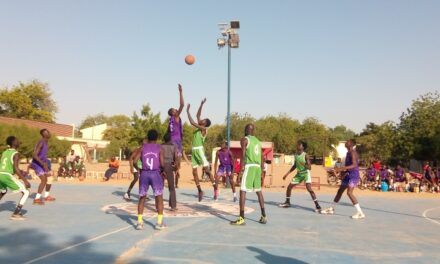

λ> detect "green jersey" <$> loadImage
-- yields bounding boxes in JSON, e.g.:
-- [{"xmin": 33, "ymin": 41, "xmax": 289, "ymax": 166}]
[
  {"xmin": 192, "ymin": 128, "xmax": 206, "ymax": 148},
  {"xmin": 0, "ymin": 148, "xmax": 18, "ymax": 174},
  {"xmin": 245, "ymin": 136, "xmax": 262, "ymax": 165},
  {"xmin": 294, "ymin": 152, "xmax": 308, "ymax": 176}
]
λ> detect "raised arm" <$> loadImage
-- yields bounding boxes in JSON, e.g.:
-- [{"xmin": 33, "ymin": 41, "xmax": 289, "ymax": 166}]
[
  {"xmin": 177, "ymin": 84, "xmax": 184, "ymax": 116},
  {"xmin": 196, "ymin": 98, "xmax": 206, "ymax": 123},
  {"xmin": 187, "ymin": 104, "xmax": 205, "ymax": 130}
]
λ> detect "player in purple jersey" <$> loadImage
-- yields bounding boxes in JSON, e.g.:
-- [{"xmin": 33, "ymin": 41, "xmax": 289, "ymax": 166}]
[
  {"xmin": 214, "ymin": 141, "xmax": 236, "ymax": 202},
  {"xmin": 31, "ymin": 129, "xmax": 55, "ymax": 205},
  {"xmin": 392, "ymin": 164, "xmax": 407, "ymax": 191},
  {"xmin": 167, "ymin": 84, "xmax": 185, "ymax": 188},
  {"xmin": 133, "ymin": 130, "xmax": 166, "ymax": 230},
  {"xmin": 321, "ymin": 139, "xmax": 365, "ymax": 219},
  {"xmin": 362, "ymin": 163, "xmax": 377, "ymax": 189}
]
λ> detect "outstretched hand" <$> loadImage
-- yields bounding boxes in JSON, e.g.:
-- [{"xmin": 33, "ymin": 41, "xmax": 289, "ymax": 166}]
[
  {"xmin": 186, "ymin": 104, "xmax": 191, "ymax": 111},
  {"xmin": 178, "ymin": 83, "xmax": 182, "ymax": 92},
  {"xmin": 283, "ymin": 175, "xmax": 287, "ymax": 180},
  {"xmin": 201, "ymin": 98, "xmax": 207, "ymax": 104}
]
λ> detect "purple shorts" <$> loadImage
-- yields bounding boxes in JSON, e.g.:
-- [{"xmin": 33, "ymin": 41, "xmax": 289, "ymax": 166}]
[
  {"xmin": 31, "ymin": 162, "xmax": 46, "ymax": 177},
  {"xmin": 139, "ymin": 170, "xmax": 164, "ymax": 197},
  {"xmin": 172, "ymin": 139, "xmax": 183, "ymax": 157},
  {"xmin": 341, "ymin": 172, "xmax": 360, "ymax": 188},
  {"xmin": 217, "ymin": 165, "xmax": 232, "ymax": 177}
]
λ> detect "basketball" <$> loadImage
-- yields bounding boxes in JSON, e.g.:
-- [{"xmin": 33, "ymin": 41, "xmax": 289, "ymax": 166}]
[{"xmin": 185, "ymin": 55, "xmax": 195, "ymax": 65}]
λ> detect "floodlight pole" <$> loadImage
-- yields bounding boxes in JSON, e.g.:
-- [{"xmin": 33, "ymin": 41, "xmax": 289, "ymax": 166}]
[{"xmin": 227, "ymin": 44, "xmax": 231, "ymax": 150}]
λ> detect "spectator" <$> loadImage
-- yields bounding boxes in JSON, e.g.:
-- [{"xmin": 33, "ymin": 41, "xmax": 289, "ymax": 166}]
[
  {"xmin": 68, "ymin": 150, "xmax": 76, "ymax": 177},
  {"xmin": 392, "ymin": 164, "xmax": 408, "ymax": 192},
  {"xmin": 334, "ymin": 158, "xmax": 343, "ymax": 179},
  {"xmin": 57, "ymin": 156, "xmax": 69, "ymax": 178},
  {"xmin": 423, "ymin": 161, "xmax": 438, "ymax": 192},
  {"xmin": 379, "ymin": 165, "xmax": 390, "ymax": 190},
  {"xmin": 363, "ymin": 162, "xmax": 377, "ymax": 189},
  {"xmin": 104, "ymin": 157, "xmax": 119, "ymax": 181},
  {"xmin": 234, "ymin": 158, "xmax": 241, "ymax": 186},
  {"xmin": 372, "ymin": 158, "xmax": 381, "ymax": 171},
  {"xmin": 74, "ymin": 156, "xmax": 85, "ymax": 178}
]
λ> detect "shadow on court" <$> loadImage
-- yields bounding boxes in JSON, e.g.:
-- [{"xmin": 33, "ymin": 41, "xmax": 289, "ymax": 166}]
[
  {"xmin": 247, "ymin": 247, "xmax": 308, "ymax": 264},
  {"xmin": 0, "ymin": 228, "xmax": 115, "ymax": 264}
]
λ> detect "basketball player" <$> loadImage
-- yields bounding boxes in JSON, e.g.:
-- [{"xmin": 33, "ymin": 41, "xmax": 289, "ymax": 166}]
[
  {"xmin": 134, "ymin": 130, "xmax": 166, "ymax": 230},
  {"xmin": 186, "ymin": 99, "xmax": 217, "ymax": 202},
  {"xmin": 0, "ymin": 136, "xmax": 31, "ymax": 220},
  {"xmin": 230, "ymin": 124, "xmax": 267, "ymax": 226},
  {"xmin": 321, "ymin": 139, "xmax": 365, "ymax": 219},
  {"xmin": 278, "ymin": 140, "xmax": 322, "ymax": 212},
  {"xmin": 214, "ymin": 141, "xmax": 236, "ymax": 202},
  {"xmin": 31, "ymin": 129, "xmax": 55, "ymax": 205}
]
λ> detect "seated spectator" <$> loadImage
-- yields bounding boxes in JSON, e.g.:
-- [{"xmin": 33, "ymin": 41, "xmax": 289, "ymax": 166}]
[
  {"xmin": 392, "ymin": 164, "xmax": 408, "ymax": 192},
  {"xmin": 363, "ymin": 162, "xmax": 377, "ymax": 189},
  {"xmin": 423, "ymin": 161, "xmax": 438, "ymax": 192},
  {"xmin": 74, "ymin": 156, "xmax": 85, "ymax": 177},
  {"xmin": 104, "ymin": 156, "xmax": 119, "ymax": 181},
  {"xmin": 379, "ymin": 165, "xmax": 390, "ymax": 190}
]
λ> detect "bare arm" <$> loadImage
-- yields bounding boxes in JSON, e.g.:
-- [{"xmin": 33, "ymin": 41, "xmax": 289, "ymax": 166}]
[
  {"xmin": 196, "ymin": 98, "xmax": 206, "ymax": 123},
  {"xmin": 240, "ymin": 137, "xmax": 247, "ymax": 173},
  {"xmin": 133, "ymin": 151, "xmax": 142, "ymax": 172},
  {"xmin": 283, "ymin": 164, "xmax": 296, "ymax": 180},
  {"xmin": 305, "ymin": 154, "xmax": 312, "ymax": 170},
  {"xmin": 186, "ymin": 104, "xmax": 206, "ymax": 130},
  {"xmin": 177, "ymin": 84, "xmax": 184, "ymax": 116},
  {"xmin": 160, "ymin": 147, "xmax": 165, "ymax": 168},
  {"xmin": 129, "ymin": 148, "xmax": 140, "ymax": 174},
  {"xmin": 337, "ymin": 151, "xmax": 358, "ymax": 171},
  {"xmin": 14, "ymin": 153, "xmax": 30, "ymax": 189}
]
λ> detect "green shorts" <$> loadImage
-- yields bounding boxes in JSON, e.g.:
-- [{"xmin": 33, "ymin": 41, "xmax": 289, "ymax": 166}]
[
  {"xmin": 291, "ymin": 170, "xmax": 312, "ymax": 185},
  {"xmin": 0, "ymin": 172, "xmax": 25, "ymax": 193},
  {"xmin": 191, "ymin": 147, "xmax": 209, "ymax": 168},
  {"xmin": 241, "ymin": 164, "xmax": 262, "ymax": 192}
]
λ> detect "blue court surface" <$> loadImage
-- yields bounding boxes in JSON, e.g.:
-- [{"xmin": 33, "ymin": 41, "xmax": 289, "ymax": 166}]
[{"xmin": 1, "ymin": 182, "xmax": 439, "ymax": 264}]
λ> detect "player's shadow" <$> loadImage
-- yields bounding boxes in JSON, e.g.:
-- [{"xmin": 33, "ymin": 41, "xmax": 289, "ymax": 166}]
[
  {"xmin": 0, "ymin": 227, "xmax": 116, "ymax": 263},
  {"xmin": 246, "ymin": 198, "xmax": 318, "ymax": 213},
  {"xmin": 247, "ymin": 247, "xmax": 308, "ymax": 264},
  {"xmin": 104, "ymin": 206, "xmax": 155, "ymax": 229},
  {"xmin": 112, "ymin": 190, "xmax": 140, "ymax": 200},
  {"xmin": 0, "ymin": 201, "xmax": 28, "ymax": 215}
]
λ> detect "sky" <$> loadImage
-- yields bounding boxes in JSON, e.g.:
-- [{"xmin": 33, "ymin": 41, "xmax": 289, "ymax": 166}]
[{"xmin": 0, "ymin": 0, "xmax": 439, "ymax": 132}]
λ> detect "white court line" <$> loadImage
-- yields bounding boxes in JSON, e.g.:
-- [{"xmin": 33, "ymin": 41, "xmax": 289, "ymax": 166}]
[
  {"xmin": 23, "ymin": 225, "xmax": 132, "ymax": 264},
  {"xmin": 422, "ymin": 206, "xmax": 440, "ymax": 226}
]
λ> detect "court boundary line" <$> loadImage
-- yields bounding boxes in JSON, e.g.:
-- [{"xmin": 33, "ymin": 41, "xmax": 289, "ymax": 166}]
[{"xmin": 422, "ymin": 206, "xmax": 440, "ymax": 226}]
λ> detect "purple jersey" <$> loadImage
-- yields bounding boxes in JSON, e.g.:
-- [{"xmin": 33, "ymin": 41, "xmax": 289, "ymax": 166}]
[
  {"xmin": 366, "ymin": 168, "xmax": 376, "ymax": 179},
  {"xmin": 341, "ymin": 151, "xmax": 360, "ymax": 187},
  {"xmin": 169, "ymin": 117, "xmax": 183, "ymax": 142},
  {"xmin": 380, "ymin": 169, "xmax": 389, "ymax": 180},
  {"xmin": 141, "ymin": 143, "xmax": 161, "ymax": 171},
  {"xmin": 32, "ymin": 139, "xmax": 48, "ymax": 166},
  {"xmin": 218, "ymin": 150, "xmax": 232, "ymax": 166},
  {"xmin": 394, "ymin": 168, "xmax": 405, "ymax": 182}
]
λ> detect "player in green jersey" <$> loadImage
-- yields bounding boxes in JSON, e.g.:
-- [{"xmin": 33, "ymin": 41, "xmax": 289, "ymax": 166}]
[
  {"xmin": 0, "ymin": 136, "xmax": 31, "ymax": 220},
  {"xmin": 278, "ymin": 140, "xmax": 322, "ymax": 212},
  {"xmin": 186, "ymin": 98, "xmax": 217, "ymax": 202},
  {"xmin": 231, "ymin": 124, "xmax": 267, "ymax": 226}
]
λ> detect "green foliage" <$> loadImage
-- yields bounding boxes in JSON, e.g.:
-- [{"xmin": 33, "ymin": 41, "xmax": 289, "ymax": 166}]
[
  {"xmin": 0, "ymin": 124, "xmax": 71, "ymax": 159},
  {"xmin": 0, "ymin": 80, "xmax": 58, "ymax": 122},
  {"xmin": 78, "ymin": 113, "xmax": 109, "ymax": 129},
  {"xmin": 356, "ymin": 122, "xmax": 397, "ymax": 163}
]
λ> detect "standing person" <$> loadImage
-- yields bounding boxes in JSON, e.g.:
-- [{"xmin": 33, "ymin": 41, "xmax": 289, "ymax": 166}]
[
  {"xmin": 167, "ymin": 84, "xmax": 185, "ymax": 189},
  {"xmin": 31, "ymin": 129, "xmax": 55, "ymax": 205},
  {"xmin": 230, "ymin": 124, "xmax": 267, "ymax": 226},
  {"xmin": 124, "ymin": 140, "xmax": 145, "ymax": 201},
  {"xmin": 0, "ymin": 136, "xmax": 31, "ymax": 220},
  {"xmin": 234, "ymin": 158, "xmax": 241, "ymax": 186},
  {"xmin": 278, "ymin": 140, "xmax": 322, "ymax": 212},
  {"xmin": 162, "ymin": 133, "xmax": 178, "ymax": 210},
  {"xmin": 214, "ymin": 141, "xmax": 236, "ymax": 202},
  {"xmin": 134, "ymin": 130, "xmax": 166, "ymax": 230},
  {"xmin": 186, "ymin": 99, "xmax": 216, "ymax": 202},
  {"xmin": 321, "ymin": 139, "xmax": 365, "ymax": 219},
  {"xmin": 67, "ymin": 150, "xmax": 76, "ymax": 178},
  {"xmin": 423, "ymin": 161, "xmax": 438, "ymax": 192}
]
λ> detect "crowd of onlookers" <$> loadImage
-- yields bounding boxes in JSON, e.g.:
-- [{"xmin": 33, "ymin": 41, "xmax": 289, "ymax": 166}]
[
  {"xmin": 359, "ymin": 159, "xmax": 439, "ymax": 193},
  {"xmin": 56, "ymin": 150, "xmax": 86, "ymax": 179}
]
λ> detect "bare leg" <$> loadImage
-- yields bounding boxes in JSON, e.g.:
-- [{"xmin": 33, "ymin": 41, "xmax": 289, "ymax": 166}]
[
  {"xmin": 155, "ymin": 195, "xmax": 164, "ymax": 215},
  {"xmin": 306, "ymin": 183, "xmax": 321, "ymax": 209},
  {"xmin": 37, "ymin": 175, "xmax": 47, "ymax": 195},
  {"xmin": 239, "ymin": 190, "xmax": 246, "ymax": 217},
  {"xmin": 334, "ymin": 185, "xmax": 347, "ymax": 203},
  {"xmin": 127, "ymin": 172, "xmax": 139, "ymax": 194},
  {"xmin": 346, "ymin": 187, "xmax": 358, "ymax": 205}
]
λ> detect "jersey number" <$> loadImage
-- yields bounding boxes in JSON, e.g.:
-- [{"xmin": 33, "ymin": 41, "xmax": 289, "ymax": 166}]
[
  {"xmin": 254, "ymin": 145, "xmax": 260, "ymax": 155},
  {"xmin": 145, "ymin": 158, "xmax": 154, "ymax": 170}
]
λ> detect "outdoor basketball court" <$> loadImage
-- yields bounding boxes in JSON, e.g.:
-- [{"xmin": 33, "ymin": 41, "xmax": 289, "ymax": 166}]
[{"xmin": 1, "ymin": 182, "xmax": 439, "ymax": 264}]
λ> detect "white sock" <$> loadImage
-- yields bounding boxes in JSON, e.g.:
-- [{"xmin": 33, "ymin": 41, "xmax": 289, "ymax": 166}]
[
  {"xmin": 44, "ymin": 191, "xmax": 50, "ymax": 198},
  {"xmin": 354, "ymin": 203, "xmax": 363, "ymax": 214},
  {"xmin": 20, "ymin": 189, "xmax": 30, "ymax": 205},
  {"xmin": 35, "ymin": 193, "xmax": 41, "ymax": 199},
  {"xmin": 233, "ymin": 192, "xmax": 236, "ymax": 197}
]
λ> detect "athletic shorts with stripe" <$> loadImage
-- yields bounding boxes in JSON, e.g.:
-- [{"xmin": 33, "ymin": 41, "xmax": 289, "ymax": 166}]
[
  {"xmin": 241, "ymin": 164, "xmax": 262, "ymax": 192},
  {"xmin": 0, "ymin": 172, "xmax": 26, "ymax": 193},
  {"xmin": 191, "ymin": 147, "xmax": 209, "ymax": 168}
]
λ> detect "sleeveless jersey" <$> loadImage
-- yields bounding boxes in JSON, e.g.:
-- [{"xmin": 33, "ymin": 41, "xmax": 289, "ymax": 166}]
[
  {"xmin": 141, "ymin": 143, "xmax": 161, "ymax": 171},
  {"xmin": 345, "ymin": 151, "xmax": 359, "ymax": 177},
  {"xmin": 32, "ymin": 139, "xmax": 48, "ymax": 165},
  {"xmin": 169, "ymin": 117, "xmax": 183, "ymax": 142},
  {"xmin": 219, "ymin": 150, "xmax": 232, "ymax": 166},
  {"xmin": 0, "ymin": 149, "xmax": 18, "ymax": 174},
  {"xmin": 192, "ymin": 128, "xmax": 206, "ymax": 148},
  {"xmin": 294, "ymin": 152, "xmax": 308, "ymax": 176},
  {"xmin": 245, "ymin": 136, "xmax": 262, "ymax": 165}
]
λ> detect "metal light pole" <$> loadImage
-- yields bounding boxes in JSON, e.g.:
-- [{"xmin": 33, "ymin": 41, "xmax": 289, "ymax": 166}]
[{"xmin": 218, "ymin": 21, "xmax": 240, "ymax": 150}]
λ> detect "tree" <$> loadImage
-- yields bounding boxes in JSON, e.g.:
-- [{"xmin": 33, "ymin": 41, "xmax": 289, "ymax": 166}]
[
  {"xmin": 295, "ymin": 117, "xmax": 330, "ymax": 156},
  {"xmin": 130, "ymin": 104, "xmax": 166, "ymax": 147},
  {"xmin": 78, "ymin": 113, "xmax": 109, "ymax": 129},
  {"xmin": 356, "ymin": 122, "xmax": 397, "ymax": 164},
  {"xmin": 102, "ymin": 115, "xmax": 133, "ymax": 159},
  {"xmin": 0, "ymin": 80, "xmax": 58, "ymax": 122}
]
